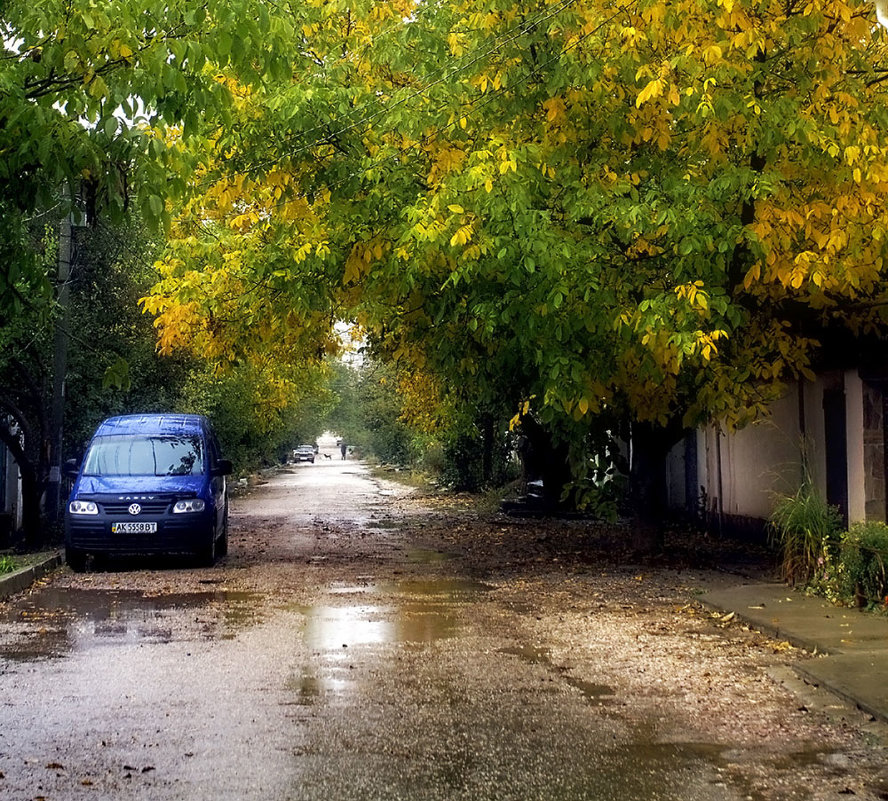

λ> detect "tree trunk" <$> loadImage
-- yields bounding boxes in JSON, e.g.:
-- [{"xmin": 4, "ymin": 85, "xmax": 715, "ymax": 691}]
[
  {"xmin": 0, "ymin": 410, "xmax": 49, "ymax": 548},
  {"xmin": 520, "ymin": 416, "xmax": 572, "ymax": 508},
  {"xmin": 629, "ymin": 420, "xmax": 686, "ymax": 553},
  {"xmin": 481, "ymin": 414, "xmax": 494, "ymax": 485},
  {"xmin": 19, "ymin": 465, "xmax": 45, "ymax": 548}
]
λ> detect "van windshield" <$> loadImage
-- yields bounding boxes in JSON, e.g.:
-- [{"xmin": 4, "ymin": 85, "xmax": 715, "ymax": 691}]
[{"xmin": 83, "ymin": 435, "xmax": 205, "ymax": 477}]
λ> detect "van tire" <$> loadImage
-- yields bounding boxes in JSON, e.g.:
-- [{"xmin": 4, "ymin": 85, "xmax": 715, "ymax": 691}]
[
  {"xmin": 198, "ymin": 536, "xmax": 216, "ymax": 567},
  {"xmin": 66, "ymin": 547, "xmax": 88, "ymax": 573},
  {"xmin": 217, "ymin": 507, "xmax": 229, "ymax": 557}
]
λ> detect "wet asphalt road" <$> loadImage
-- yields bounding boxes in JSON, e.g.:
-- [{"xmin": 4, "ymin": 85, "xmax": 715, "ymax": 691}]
[{"xmin": 1, "ymin": 460, "xmax": 887, "ymax": 800}]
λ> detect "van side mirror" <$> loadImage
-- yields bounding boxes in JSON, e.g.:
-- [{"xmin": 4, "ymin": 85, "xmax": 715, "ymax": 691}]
[
  {"xmin": 63, "ymin": 458, "xmax": 80, "ymax": 479},
  {"xmin": 213, "ymin": 459, "xmax": 233, "ymax": 477}
]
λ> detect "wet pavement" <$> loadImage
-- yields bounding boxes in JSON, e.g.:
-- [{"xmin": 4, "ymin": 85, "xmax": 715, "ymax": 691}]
[{"xmin": 0, "ymin": 459, "xmax": 887, "ymax": 799}]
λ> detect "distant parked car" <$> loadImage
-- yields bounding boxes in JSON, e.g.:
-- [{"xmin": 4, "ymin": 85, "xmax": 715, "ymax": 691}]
[
  {"xmin": 293, "ymin": 445, "xmax": 316, "ymax": 463},
  {"xmin": 64, "ymin": 413, "xmax": 232, "ymax": 571}
]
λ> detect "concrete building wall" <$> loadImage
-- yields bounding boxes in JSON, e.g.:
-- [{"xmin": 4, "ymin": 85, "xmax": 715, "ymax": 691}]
[
  {"xmin": 845, "ymin": 370, "xmax": 867, "ymax": 524},
  {"xmin": 665, "ymin": 376, "xmax": 853, "ymax": 529},
  {"xmin": 712, "ymin": 391, "xmax": 805, "ymax": 520},
  {"xmin": 861, "ymin": 379, "xmax": 886, "ymax": 523}
]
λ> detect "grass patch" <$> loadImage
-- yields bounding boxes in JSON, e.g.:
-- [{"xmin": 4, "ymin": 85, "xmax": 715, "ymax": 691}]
[
  {"xmin": 0, "ymin": 555, "xmax": 16, "ymax": 574},
  {"xmin": 768, "ymin": 463, "xmax": 842, "ymax": 585},
  {"xmin": 838, "ymin": 521, "xmax": 888, "ymax": 607}
]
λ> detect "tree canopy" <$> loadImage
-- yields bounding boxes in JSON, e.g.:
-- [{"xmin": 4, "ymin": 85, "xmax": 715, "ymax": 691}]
[
  {"xmin": 8, "ymin": 0, "xmax": 888, "ymax": 513},
  {"xmin": 1, "ymin": 0, "xmax": 299, "ymax": 318},
  {"xmin": 143, "ymin": 0, "xmax": 888, "ymax": 450}
]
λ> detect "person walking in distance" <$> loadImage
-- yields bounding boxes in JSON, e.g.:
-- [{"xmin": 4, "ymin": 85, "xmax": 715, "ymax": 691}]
[{"xmin": 340, "ymin": 441, "xmax": 347, "ymax": 460}]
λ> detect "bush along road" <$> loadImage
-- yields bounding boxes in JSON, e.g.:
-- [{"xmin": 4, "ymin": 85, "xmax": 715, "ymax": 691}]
[{"xmin": 0, "ymin": 460, "xmax": 886, "ymax": 800}]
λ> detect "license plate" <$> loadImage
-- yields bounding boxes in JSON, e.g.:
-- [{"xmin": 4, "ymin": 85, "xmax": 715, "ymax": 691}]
[{"xmin": 112, "ymin": 521, "xmax": 157, "ymax": 534}]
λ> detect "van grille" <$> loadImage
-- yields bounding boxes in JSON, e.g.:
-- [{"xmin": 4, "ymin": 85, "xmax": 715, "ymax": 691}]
[{"xmin": 101, "ymin": 499, "xmax": 173, "ymax": 515}]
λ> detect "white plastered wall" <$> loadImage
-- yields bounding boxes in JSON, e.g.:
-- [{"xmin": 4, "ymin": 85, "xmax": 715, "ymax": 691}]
[
  {"xmin": 845, "ymin": 369, "xmax": 867, "ymax": 524},
  {"xmin": 666, "ymin": 377, "xmax": 842, "ymax": 522}
]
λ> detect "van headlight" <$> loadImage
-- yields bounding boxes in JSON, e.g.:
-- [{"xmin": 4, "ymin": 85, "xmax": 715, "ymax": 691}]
[
  {"xmin": 173, "ymin": 499, "xmax": 206, "ymax": 514},
  {"xmin": 69, "ymin": 500, "xmax": 98, "ymax": 515}
]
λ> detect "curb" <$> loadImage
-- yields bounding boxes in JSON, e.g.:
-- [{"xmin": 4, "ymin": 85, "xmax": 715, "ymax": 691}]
[
  {"xmin": 698, "ymin": 596, "xmax": 826, "ymax": 655},
  {"xmin": 700, "ymin": 589, "xmax": 888, "ymax": 725},
  {"xmin": 792, "ymin": 659, "xmax": 888, "ymax": 725},
  {"xmin": 0, "ymin": 552, "xmax": 63, "ymax": 601}
]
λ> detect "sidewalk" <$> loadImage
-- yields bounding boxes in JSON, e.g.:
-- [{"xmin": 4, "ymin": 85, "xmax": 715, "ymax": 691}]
[
  {"xmin": 702, "ymin": 582, "xmax": 888, "ymax": 723},
  {"xmin": 0, "ymin": 552, "xmax": 63, "ymax": 601}
]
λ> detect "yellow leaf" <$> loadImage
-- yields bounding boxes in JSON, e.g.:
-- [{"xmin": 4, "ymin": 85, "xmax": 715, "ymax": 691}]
[
  {"xmin": 448, "ymin": 204, "xmax": 464, "ymax": 214},
  {"xmin": 636, "ymin": 78, "xmax": 663, "ymax": 108}
]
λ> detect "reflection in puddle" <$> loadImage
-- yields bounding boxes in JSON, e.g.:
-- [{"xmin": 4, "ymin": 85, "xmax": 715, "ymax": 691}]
[
  {"xmin": 301, "ymin": 576, "xmax": 492, "ymax": 653},
  {"xmin": 293, "ymin": 577, "xmax": 490, "ymax": 700},
  {"xmin": 0, "ymin": 587, "xmax": 260, "ymax": 661},
  {"xmin": 302, "ymin": 604, "xmax": 393, "ymax": 650},
  {"xmin": 299, "ymin": 600, "xmax": 461, "ymax": 652}
]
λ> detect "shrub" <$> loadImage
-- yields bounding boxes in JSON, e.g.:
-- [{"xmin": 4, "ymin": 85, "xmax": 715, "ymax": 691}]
[
  {"xmin": 0, "ymin": 555, "xmax": 16, "ymax": 574},
  {"xmin": 838, "ymin": 522, "xmax": 888, "ymax": 607},
  {"xmin": 769, "ymin": 473, "xmax": 843, "ymax": 585}
]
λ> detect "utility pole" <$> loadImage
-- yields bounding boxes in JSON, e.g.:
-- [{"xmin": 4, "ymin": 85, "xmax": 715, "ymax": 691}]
[{"xmin": 45, "ymin": 208, "xmax": 74, "ymax": 525}]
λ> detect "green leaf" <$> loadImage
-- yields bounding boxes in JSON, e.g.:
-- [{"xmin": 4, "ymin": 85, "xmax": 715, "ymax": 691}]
[
  {"xmin": 149, "ymin": 194, "xmax": 164, "ymax": 218},
  {"xmin": 102, "ymin": 357, "xmax": 131, "ymax": 391}
]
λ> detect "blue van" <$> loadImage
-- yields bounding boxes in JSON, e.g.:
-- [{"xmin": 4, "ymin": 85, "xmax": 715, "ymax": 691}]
[{"xmin": 64, "ymin": 414, "xmax": 232, "ymax": 571}]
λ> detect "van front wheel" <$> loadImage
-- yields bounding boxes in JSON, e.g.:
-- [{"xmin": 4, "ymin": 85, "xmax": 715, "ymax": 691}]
[
  {"xmin": 217, "ymin": 527, "xmax": 228, "ymax": 558},
  {"xmin": 198, "ymin": 535, "xmax": 216, "ymax": 567},
  {"xmin": 217, "ymin": 508, "xmax": 229, "ymax": 557}
]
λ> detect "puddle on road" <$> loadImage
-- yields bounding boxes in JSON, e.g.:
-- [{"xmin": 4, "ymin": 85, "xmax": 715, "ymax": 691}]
[
  {"xmin": 405, "ymin": 548, "xmax": 454, "ymax": 565},
  {"xmin": 292, "ymin": 577, "xmax": 491, "ymax": 699},
  {"xmin": 405, "ymin": 548, "xmax": 454, "ymax": 564},
  {"xmin": 385, "ymin": 577, "xmax": 493, "ymax": 596},
  {"xmin": 298, "ymin": 580, "xmax": 486, "ymax": 652},
  {"xmin": 0, "ymin": 586, "xmax": 260, "ymax": 661},
  {"xmin": 498, "ymin": 643, "xmax": 616, "ymax": 704}
]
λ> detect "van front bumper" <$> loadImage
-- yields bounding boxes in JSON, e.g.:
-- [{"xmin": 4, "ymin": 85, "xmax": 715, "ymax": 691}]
[{"xmin": 65, "ymin": 510, "xmax": 215, "ymax": 556}]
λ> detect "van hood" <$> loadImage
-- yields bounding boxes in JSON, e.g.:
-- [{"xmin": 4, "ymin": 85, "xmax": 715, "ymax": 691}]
[{"xmin": 74, "ymin": 475, "xmax": 206, "ymax": 497}]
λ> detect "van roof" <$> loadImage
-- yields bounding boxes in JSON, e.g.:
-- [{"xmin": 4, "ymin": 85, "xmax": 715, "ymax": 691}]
[{"xmin": 93, "ymin": 414, "xmax": 207, "ymax": 438}]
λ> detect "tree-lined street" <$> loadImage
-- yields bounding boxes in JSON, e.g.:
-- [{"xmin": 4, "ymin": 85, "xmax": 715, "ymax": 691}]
[
  {"xmin": 8, "ymin": 0, "xmax": 888, "ymax": 533},
  {"xmin": 1, "ymin": 461, "xmax": 886, "ymax": 799}
]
